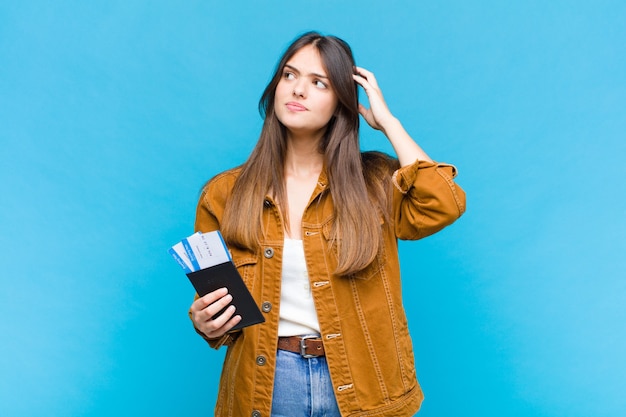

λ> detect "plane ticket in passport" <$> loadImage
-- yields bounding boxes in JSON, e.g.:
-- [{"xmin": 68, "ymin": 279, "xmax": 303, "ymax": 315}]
[
  {"xmin": 168, "ymin": 230, "xmax": 232, "ymax": 273},
  {"xmin": 169, "ymin": 230, "xmax": 265, "ymax": 331}
]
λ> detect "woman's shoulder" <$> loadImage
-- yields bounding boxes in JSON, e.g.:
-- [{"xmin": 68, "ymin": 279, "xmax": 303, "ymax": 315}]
[
  {"xmin": 199, "ymin": 166, "xmax": 243, "ymax": 208},
  {"xmin": 203, "ymin": 166, "xmax": 242, "ymax": 191}
]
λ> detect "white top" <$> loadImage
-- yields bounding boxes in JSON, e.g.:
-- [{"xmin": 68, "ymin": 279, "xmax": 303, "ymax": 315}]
[{"xmin": 277, "ymin": 239, "xmax": 320, "ymax": 337}]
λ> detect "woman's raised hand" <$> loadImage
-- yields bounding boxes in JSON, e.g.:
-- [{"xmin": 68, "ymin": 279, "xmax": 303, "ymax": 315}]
[
  {"xmin": 189, "ymin": 287, "xmax": 242, "ymax": 339},
  {"xmin": 353, "ymin": 66, "xmax": 433, "ymax": 165},
  {"xmin": 352, "ymin": 66, "xmax": 396, "ymax": 133}
]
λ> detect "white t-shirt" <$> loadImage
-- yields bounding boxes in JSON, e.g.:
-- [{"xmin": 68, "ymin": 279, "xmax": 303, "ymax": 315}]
[{"xmin": 277, "ymin": 239, "xmax": 321, "ymax": 337}]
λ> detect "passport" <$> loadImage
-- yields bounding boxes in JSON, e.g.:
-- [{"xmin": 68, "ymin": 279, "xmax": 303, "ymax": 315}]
[{"xmin": 169, "ymin": 231, "xmax": 265, "ymax": 331}]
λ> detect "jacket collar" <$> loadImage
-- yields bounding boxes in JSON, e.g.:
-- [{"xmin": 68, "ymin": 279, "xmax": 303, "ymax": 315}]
[{"xmin": 263, "ymin": 168, "xmax": 329, "ymax": 207}]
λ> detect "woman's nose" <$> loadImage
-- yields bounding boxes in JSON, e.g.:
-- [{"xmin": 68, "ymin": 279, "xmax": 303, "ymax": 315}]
[{"xmin": 293, "ymin": 81, "xmax": 306, "ymax": 98}]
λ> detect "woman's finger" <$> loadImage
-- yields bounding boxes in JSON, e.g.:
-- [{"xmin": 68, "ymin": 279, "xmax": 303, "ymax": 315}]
[
  {"xmin": 352, "ymin": 73, "xmax": 369, "ymax": 91},
  {"xmin": 354, "ymin": 66, "xmax": 380, "ymax": 90},
  {"xmin": 190, "ymin": 288, "xmax": 235, "ymax": 326},
  {"xmin": 191, "ymin": 287, "xmax": 228, "ymax": 312},
  {"xmin": 204, "ymin": 305, "xmax": 240, "ymax": 337},
  {"xmin": 204, "ymin": 293, "xmax": 235, "ymax": 320},
  {"xmin": 191, "ymin": 292, "xmax": 242, "ymax": 338}
]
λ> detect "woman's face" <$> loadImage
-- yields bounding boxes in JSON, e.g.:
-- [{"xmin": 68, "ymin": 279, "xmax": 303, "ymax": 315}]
[{"xmin": 274, "ymin": 45, "xmax": 339, "ymax": 137}]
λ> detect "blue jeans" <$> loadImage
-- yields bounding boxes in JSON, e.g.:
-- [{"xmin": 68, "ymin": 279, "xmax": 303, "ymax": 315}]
[{"xmin": 271, "ymin": 349, "xmax": 341, "ymax": 417}]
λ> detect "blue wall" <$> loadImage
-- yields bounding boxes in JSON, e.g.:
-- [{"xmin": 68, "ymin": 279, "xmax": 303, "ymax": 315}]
[{"xmin": 1, "ymin": 1, "xmax": 625, "ymax": 416}]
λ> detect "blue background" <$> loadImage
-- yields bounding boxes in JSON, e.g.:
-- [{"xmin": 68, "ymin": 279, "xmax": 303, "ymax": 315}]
[{"xmin": 1, "ymin": 1, "xmax": 625, "ymax": 416}]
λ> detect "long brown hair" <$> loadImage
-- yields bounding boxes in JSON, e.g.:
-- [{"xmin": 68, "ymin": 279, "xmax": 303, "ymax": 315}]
[{"xmin": 220, "ymin": 31, "xmax": 396, "ymax": 276}]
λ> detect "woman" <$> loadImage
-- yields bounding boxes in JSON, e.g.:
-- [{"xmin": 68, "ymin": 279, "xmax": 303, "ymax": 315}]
[{"xmin": 189, "ymin": 31, "xmax": 465, "ymax": 417}]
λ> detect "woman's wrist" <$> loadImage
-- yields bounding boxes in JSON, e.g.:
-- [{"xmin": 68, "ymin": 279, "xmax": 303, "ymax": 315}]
[
  {"xmin": 378, "ymin": 114, "xmax": 401, "ymax": 136},
  {"xmin": 382, "ymin": 118, "xmax": 433, "ymax": 166}
]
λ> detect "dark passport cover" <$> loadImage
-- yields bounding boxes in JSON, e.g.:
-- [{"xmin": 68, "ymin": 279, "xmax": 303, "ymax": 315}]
[{"xmin": 186, "ymin": 262, "xmax": 265, "ymax": 331}]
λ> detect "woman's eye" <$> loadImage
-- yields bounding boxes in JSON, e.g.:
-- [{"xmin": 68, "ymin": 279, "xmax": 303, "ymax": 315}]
[
  {"xmin": 314, "ymin": 80, "xmax": 327, "ymax": 89},
  {"xmin": 283, "ymin": 71, "xmax": 295, "ymax": 80}
]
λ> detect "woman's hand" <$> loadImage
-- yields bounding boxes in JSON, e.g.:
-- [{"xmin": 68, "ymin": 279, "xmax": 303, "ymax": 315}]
[
  {"xmin": 189, "ymin": 287, "xmax": 242, "ymax": 339},
  {"xmin": 353, "ymin": 66, "xmax": 433, "ymax": 165},
  {"xmin": 352, "ymin": 66, "xmax": 396, "ymax": 133}
]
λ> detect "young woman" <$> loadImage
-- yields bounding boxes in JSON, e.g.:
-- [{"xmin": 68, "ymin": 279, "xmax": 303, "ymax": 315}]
[{"xmin": 189, "ymin": 32, "xmax": 466, "ymax": 417}]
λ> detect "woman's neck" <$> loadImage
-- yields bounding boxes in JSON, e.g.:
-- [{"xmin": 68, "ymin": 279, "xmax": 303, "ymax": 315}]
[
  {"xmin": 282, "ymin": 131, "xmax": 325, "ymax": 239},
  {"xmin": 284, "ymin": 131, "xmax": 324, "ymax": 176}
]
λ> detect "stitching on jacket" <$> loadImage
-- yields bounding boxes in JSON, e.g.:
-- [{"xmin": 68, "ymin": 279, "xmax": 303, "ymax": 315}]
[
  {"xmin": 435, "ymin": 167, "xmax": 465, "ymax": 215},
  {"xmin": 349, "ymin": 277, "xmax": 390, "ymax": 399},
  {"xmin": 225, "ymin": 340, "xmax": 245, "ymax": 417},
  {"xmin": 380, "ymin": 259, "xmax": 410, "ymax": 392}
]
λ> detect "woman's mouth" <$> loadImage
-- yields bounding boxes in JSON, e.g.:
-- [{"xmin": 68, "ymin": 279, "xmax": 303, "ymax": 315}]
[{"xmin": 286, "ymin": 102, "xmax": 307, "ymax": 112}]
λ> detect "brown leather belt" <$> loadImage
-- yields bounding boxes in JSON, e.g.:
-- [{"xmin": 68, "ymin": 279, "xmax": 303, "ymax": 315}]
[{"xmin": 278, "ymin": 336, "xmax": 325, "ymax": 358}]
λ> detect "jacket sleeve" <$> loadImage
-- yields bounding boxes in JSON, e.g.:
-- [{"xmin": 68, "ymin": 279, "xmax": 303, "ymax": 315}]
[
  {"xmin": 391, "ymin": 159, "xmax": 466, "ymax": 240},
  {"xmin": 187, "ymin": 178, "xmax": 241, "ymax": 350}
]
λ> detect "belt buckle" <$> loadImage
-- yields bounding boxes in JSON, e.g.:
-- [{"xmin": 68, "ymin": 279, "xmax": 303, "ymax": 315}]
[{"xmin": 299, "ymin": 335, "xmax": 319, "ymax": 359}]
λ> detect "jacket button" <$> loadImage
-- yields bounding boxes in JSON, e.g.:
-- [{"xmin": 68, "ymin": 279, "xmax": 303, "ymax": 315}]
[
  {"xmin": 256, "ymin": 355, "xmax": 267, "ymax": 366},
  {"xmin": 261, "ymin": 302, "xmax": 272, "ymax": 313},
  {"xmin": 251, "ymin": 411, "xmax": 261, "ymax": 417},
  {"xmin": 264, "ymin": 247, "xmax": 274, "ymax": 258}
]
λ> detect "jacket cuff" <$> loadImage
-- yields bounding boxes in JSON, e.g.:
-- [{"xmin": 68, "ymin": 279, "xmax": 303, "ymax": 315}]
[
  {"xmin": 392, "ymin": 159, "xmax": 459, "ymax": 194},
  {"xmin": 193, "ymin": 325, "xmax": 239, "ymax": 349}
]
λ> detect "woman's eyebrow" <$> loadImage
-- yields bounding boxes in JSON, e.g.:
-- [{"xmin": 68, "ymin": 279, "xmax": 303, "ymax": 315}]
[{"xmin": 284, "ymin": 64, "xmax": 329, "ymax": 79}]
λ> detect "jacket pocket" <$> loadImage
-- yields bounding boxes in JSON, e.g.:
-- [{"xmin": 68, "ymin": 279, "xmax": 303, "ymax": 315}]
[{"xmin": 228, "ymin": 246, "xmax": 258, "ymax": 285}]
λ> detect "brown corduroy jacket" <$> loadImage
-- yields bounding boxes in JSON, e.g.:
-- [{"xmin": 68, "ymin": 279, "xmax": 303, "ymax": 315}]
[{"xmin": 192, "ymin": 157, "xmax": 466, "ymax": 417}]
